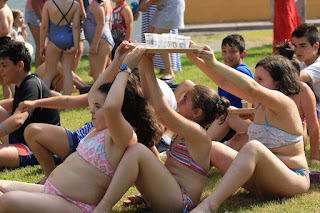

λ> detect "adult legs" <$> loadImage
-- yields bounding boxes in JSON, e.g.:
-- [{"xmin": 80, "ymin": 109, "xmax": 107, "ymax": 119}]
[
  {"xmin": 89, "ymin": 40, "xmax": 112, "ymax": 82},
  {"xmin": 41, "ymin": 42, "xmax": 62, "ymax": 90},
  {"xmin": 61, "ymin": 51, "xmax": 77, "ymax": 95},
  {"xmin": 24, "ymin": 123, "xmax": 70, "ymax": 180},
  {"xmin": 194, "ymin": 140, "xmax": 309, "ymax": 212},
  {"xmin": 71, "ymin": 40, "xmax": 84, "ymax": 73},
  {"xmin": 98, "ymin": 143, "xmax": 183, "ymax": 213},
  {"xmin": 28, "ymin": 24, "xmax": 43, "ymax": 68}
]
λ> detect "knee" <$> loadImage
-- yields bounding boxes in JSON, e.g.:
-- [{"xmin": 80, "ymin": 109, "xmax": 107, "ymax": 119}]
[
  {"xmin": 124, "ymin": 143, "xmax": 151, "ymax": 159},
  {"xmin": 240, "ymin": 140, "xmax": 265, "ymax": 156},
  {"xmin": 0, "ymin": 192, "xmax": 18, "ymax": 210},
  {"xmin": 24, "ymin": 123, "xmax": 41, "ymax": 142}
]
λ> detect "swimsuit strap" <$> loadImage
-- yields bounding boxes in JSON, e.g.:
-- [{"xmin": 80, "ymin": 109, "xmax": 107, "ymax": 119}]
[
  {"xmin": 255, "ymin": 103, "xmax": 269, "ymax": 126},
  {"xmin": 52, "ymin": 0, "xmax": 74, "ymax": 25},
  {"xmin": 255, "ymin": 103, "xmax": 261, "ymax": 112},
  {"xmin": 264, "ymin": 112, "xmax": 269, "ymax": 126}
]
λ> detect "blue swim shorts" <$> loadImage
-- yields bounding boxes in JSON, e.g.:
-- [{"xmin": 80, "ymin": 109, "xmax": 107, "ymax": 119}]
[
  {"xmin": 65, "ymin": 128, "xmax": 80, "ymax": 157},
  {"xmin": 9, "ymin": 133, "xmax": 39, "ymax": 167}
]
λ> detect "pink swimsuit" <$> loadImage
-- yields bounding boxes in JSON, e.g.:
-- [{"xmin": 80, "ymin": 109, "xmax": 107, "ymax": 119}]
[
  {"xmin": 77, "ymin": 129, "xmax": 115, "ymax": 177},
  {"xmin": 43, "ymin": 129, "xmax": 114, "ymax": 212}
]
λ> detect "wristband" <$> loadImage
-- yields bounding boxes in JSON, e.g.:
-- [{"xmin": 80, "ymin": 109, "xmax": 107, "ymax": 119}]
[
  {"xmin": 0, "ymin": 124, "xmax": 8, "ymax": 135},
  {"xmin": 119, "ymin": 64, "xmax": 132, "ymax": 74}
]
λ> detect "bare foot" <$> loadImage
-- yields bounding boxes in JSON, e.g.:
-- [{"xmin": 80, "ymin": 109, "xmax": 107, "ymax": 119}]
[{"xmin": 160, "ymin": 73, "xmax": 175, "ymax": 80}]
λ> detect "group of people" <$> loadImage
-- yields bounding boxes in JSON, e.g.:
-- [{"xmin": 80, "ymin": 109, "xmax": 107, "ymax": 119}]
[{"xmin": 1, "ymin": 0, "xmax": 320, "ymax": 212}]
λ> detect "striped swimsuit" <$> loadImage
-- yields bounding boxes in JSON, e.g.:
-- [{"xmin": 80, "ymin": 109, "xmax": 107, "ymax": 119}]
[{"xmin": 168, "ymin": 135, "xmax": 208, "ymax": 212}]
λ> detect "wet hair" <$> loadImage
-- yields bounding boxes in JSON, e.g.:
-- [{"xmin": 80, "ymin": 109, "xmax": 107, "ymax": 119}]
[
  {"xmin": 221, "ymin": 34, "xmax": 245, "ymax": 53},
  {"xmin": 0, "ymin": 42, "xmax": 31, "ymax": 72},
  {"xmin": 98, "ymin": 75, "xmax": 162, "ymax": 148},
  {"xmin": 255, "ymin": 56, "xmax": 300, "ymax": 96},
  {"xmin": 291, "ymin": 23, "xmax": 320, "ymax": 54},
  {"xmin": 275, "ymin": 41, "xmax": 300, "ymax": 74},
  {"xmin": 190, "ymin": 85, "xmax": 230, "ymax": 127},
  {"xmin": 12, "ymin": 9, "xmax": 23, "ymax": 19}
]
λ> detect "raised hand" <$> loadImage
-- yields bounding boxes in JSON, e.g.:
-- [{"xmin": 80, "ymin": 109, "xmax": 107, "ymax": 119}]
[
  {"xmin": 114, "ymin": 41, "xmax": 135, "ymax": 62},
  {"xmin": 122, "ymin": 46, "xmax": 147, "ymax": 70}
]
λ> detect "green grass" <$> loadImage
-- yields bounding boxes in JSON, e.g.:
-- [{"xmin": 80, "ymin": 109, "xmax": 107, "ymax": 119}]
[{"xmin": 1, "ymin": 30, "xmax": 320, "ymax": 212}]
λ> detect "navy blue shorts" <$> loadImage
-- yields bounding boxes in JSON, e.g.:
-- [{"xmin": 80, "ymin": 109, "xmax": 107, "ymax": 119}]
[
  {"xmin": 9, "ymin": 133, "xmax": 39, "ymax": 167},
  {"xmin": 64, "ymin": 128, "xmax": 80, "ymax": 157}
]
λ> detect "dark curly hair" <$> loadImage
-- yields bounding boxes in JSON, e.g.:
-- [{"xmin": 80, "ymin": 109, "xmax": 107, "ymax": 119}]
[
  {"xmin": 98, "ymin": 75, "xmax": 162, "ymax": 148},
  {"xmin": 0, "ymin": 42, "xmax": 31, "ymax": 72},
  {"xmin": 190, "ymin": 85, "xmax": 230, "ymax": 127},
  {"xmin": 255, "ymin": 56, "xmax": 300, "ymax": 96}
]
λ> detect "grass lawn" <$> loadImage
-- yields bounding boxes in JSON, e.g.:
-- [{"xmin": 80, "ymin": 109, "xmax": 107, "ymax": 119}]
[{"xmin": 1, "ymin": 30, "xmax": 320, "ymax": 212}]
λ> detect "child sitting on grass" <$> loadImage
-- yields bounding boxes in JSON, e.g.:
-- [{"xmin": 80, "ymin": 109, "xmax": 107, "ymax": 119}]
[{"xmin": 0, "ymin": 44, "xmax": 162, "ymax": 212}]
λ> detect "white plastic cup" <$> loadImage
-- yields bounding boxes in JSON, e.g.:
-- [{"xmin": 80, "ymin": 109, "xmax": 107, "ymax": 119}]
[
  {"xmin": 178, "ymin": 36, "xmax": 191, "ymax": 49},
  {"xmin": 170, "ymin": 34, "xmax": 179, "ymax": 49},
  {"xmin": 157, "ymin": 34, "xmax": 168, "ymax": 48},
  {"xmin": 144, "ymin": 33, "xmax": 158, "ymax": 48}
]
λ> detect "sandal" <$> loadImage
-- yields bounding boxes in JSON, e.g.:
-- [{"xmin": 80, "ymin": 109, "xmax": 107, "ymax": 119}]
[{"xmin": 123, "ymin": 194, "xmax": 145, "ymax": 205}]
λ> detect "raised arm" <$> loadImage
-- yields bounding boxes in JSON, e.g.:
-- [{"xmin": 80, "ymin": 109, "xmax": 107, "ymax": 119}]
[
  {"xmin": 139, "ymin": 54, "xmax": 210, "ymax": 153},
  {"xmin": 18, "ymin": 94, "xmax": 89, "ymax": 112},
  {"xmin": 190, "ymin": 45, "xmax": 294, "ymax": 114},
  {"xmin": 88, "ymin": 41, "xmax": 133, "ymax": 105},
  {"xmin": 103, "ymin": 47, "xmax": 146, "ymax": 148}
]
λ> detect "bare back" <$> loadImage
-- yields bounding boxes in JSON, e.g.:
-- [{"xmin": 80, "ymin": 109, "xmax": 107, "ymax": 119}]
[
  {"xmin": 0, "ymin": 5, "xmax": 13, "ymax": 37},
  {"xmin": 46, "ymin": 0, "xmax": 79, "ymax": 26}
]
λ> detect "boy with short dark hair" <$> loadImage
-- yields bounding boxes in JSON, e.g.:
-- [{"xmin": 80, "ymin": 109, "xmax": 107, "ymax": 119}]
[
  {"xmin": 0, "ymin": 42, "xmax": 60, "ymax": 169},
  {"xmin": 292, "ymin": 23, "xmax": 320, "ymax": 106},
  {"xmin": 218, "ymin": 34, "xmax": 254, "ymax": 108}
]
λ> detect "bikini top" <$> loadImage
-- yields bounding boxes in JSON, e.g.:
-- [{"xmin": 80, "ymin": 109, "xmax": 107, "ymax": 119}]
[
  {"xmin": 248, "ymin": 103, "xmax": 303, "ymax": 148},
  {"xmin": 168, "ymin": 135, "xmax": 208, "ymax": 176},
  {"xmin": 76, "ymin": 129, "xmax": 115, "ymax": 177},
  {"xmin": 52, "ymin": 0, "xmax": 74, "ymax": 25}
]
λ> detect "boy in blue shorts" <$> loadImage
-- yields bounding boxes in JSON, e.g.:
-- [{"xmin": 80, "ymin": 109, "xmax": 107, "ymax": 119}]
[{"xmin": 0, "ymin": 42, "xmax": 60, "ymax": 170}]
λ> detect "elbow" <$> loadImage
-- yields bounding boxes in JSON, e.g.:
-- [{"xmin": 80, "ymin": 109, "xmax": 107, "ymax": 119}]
[{"xmin": 103, "ymin": 104, "xmax": 120, "ymax": 117}]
